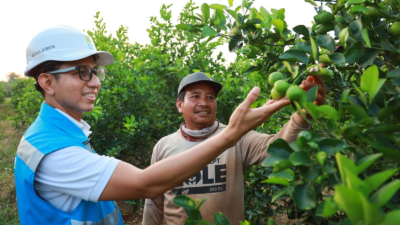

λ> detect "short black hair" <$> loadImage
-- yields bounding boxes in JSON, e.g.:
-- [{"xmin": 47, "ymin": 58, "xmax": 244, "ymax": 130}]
[
  {"xmin": 177, "ymin": 91, "xmax": 185, "ymax": 102},
  {"xmin": 34, "ymin": 61, "xmax": 63, "ymax": 97}
]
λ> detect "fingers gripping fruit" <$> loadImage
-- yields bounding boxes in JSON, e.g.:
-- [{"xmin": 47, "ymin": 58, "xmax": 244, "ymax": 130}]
[
  {"xmin": 286, "ymin": 85, "xmax": 305, "ymax": 102},
  {"xmin": 268, "ymin": 72, "xmax": 284, "ymax": 86}
]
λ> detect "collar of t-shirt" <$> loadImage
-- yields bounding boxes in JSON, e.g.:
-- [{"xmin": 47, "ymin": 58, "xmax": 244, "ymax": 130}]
[{"xmin": 55, "ymin": 109, "xmax": 92, "ymax": 137}]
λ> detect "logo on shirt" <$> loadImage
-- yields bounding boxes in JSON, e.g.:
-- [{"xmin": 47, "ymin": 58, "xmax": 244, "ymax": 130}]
[{"xmin": 173, "ymin": 158, "xmax": 227, "ymax": 195}]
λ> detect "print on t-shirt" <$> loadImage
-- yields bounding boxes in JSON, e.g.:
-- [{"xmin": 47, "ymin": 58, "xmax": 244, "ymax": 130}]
[{"xmin": 172, "ymin": 158, "xmax": 227, "ymax": 195}]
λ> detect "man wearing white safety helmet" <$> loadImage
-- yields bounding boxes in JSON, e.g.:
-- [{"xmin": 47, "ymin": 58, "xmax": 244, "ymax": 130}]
[{"xmin": 15, "ymin": 25, "xmax": 294, "ymax": 224}]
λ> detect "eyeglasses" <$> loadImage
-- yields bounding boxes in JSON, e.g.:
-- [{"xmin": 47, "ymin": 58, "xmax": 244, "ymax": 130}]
[{"xmin": 48, "ymin": 65, "xmax": 106, "ymax": 81}]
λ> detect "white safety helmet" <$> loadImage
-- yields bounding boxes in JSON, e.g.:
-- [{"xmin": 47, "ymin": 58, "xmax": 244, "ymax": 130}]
[{"xmin": 25, "ymin": 25, "xmax": 113, "ymax": 77}]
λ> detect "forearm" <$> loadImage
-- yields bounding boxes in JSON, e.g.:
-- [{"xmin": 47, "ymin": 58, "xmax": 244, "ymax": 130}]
[
  {"xmin": 100, "ymin": 129, "xmax": 236, "ymax": 200},
  {"xmin": 141, "ymin": 128, "xmax": 235, "ymax": 198}
]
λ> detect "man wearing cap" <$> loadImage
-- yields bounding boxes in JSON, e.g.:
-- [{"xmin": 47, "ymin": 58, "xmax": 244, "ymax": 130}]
[
  {"xmin": 15, "ymin": 26, "xmax": 293, "ymax": 225},
  {"xmin": 142, "ymin": 72, "xmax": 326, "ymax": 224}
]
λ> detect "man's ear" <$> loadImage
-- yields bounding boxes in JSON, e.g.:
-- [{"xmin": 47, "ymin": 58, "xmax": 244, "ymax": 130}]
[
  {"xmin": 176, "ymin": 99, "xmax": 183, "ymax": 114},
  {"xmin": 38, "ymin": 73, "xmax": 56, "ymax": 96}
]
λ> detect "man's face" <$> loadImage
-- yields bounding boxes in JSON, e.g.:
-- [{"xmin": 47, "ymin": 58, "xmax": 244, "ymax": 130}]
[
  {"xmin": 176, "ymin": 82, "xmax": 217, "ymax": 130},
  {"xmin": 51, "ymin": 56, "xmax": 101, "ymax": 120}
]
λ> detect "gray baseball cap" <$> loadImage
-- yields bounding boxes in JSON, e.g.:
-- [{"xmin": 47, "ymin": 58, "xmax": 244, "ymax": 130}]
[{"xmin": 178, "ymin": 72, "xmax": 223, "ymax": 97}]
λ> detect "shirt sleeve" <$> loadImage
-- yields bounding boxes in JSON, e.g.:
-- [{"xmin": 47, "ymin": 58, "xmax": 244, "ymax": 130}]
[
  {"xmin": 241, "ymin": 114, "xmax": 310, "ymax": 168},
  {"xmin": 35, "ymin": 146, "xmax": 120, "ymax": 202},
  {"xmin": 142, "ymin": 143, "xmax": 164, "ymax": 225}
]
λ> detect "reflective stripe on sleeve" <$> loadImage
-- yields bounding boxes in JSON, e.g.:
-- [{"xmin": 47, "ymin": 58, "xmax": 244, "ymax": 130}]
[
  {"xmin": 16, "ymin": 136, "xmax": 44, "ymax": 172},
  {"xmin": 70, "ymin": 202, "xmax": 120, "ymax": 225}
]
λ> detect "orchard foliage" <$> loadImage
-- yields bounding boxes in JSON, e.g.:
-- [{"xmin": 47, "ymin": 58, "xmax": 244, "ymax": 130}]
[
  {"xmin": 174, "ymin": 0, "xmax": 400, "ymax": 224},
  {"xmin": 9, "ymin": 0, "xmax": 400, "ymax": 224}
]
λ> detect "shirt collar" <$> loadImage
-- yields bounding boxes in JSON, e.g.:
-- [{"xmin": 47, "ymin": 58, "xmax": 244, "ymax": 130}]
[{"xmin": 55, "ymin": 109, "xmax": 92, "ymax": 137}]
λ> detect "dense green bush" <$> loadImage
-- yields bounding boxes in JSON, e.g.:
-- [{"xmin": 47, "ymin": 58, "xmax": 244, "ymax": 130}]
[
  {"xmin": 10, "ymin": 0, "xmax": 400, "ymax": 224},
  {"xmin": 10, "ymin": 78, "xmax": 41, "ymax": 129},
  {"xmin": 0, "ymin": 85, "xmax": 5, "ymax": 103},
  {"xmin": 174, "ymin": 0, "xmax": 400, "ymax": 224}
]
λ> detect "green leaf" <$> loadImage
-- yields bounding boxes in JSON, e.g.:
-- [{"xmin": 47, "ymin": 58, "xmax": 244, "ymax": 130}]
[
  {"xmin": 174, "ymin": 195, "xmax": 197, "ymax": 213},
  {"xmin": 228, "ymin": 0, "xmax": 234, "ymax": 7},
  {"xmin": 334, "ymin": 185, "xmax": 364, "ymax": 224},
  {"xmin": 293, "ymin": 25, "xmax": 309, "ymax": 36},
  {"xmin": 272, "ymin": 188, "xmax": 287, "ymax": 202},
  {"xmin": 176, "ymin": 24, "xmax": 193, "ymax": 30},
  {"xmin": 316, "ymin": 35, "xmax": 335, "ymax": 52},
  {"xmin": 387, "ymin": 67, "xmax": 400, "ymax": 78},
  {"xmin": 198, "ymin": 220, "xmax": 214, "ymax": 225},
  {"xmin": 226, "ymin": 9, "xmax": 240, "ymax": 25},
  {"xmin": 345, "ymin": 43, "xmax": 364, "ymax": 64},
  {"xmin": 282, "ymin": 61, "xmax": 293, "ymax": 73},
  {"xmin": 340, "ymin": 105, "xmax": 368, "ymax": 119},
  {"xmin": 317, "ymin": 105, "xmax": 339, "ymax": 121},
  {"xmin": 341, "ymin": 89, "xmax": 351, "ymax": 103},
  {"xmin": 186, "ymin": 218, "xmax": 198, "ymax": 225},
  {"xmin": 273, "ymin": 159, "xmax": 294, "ymax": 172},
  {"xmin": 306, "ymin": 86, "xmax": 318, "ymax": 103},
  {"xmin": 209, "ymin": 4, "xmax": 228, "ymax": 10},
  {"xmin": 378, "ymin": 209, "xmax": 400, "ymax": 225},
  {"xmin": 372, "ymin": 142, "xmax": 400, "ymax": 160},
  {"xmin": 261, "ymin": 177, "xmax": 290, "ymax": 186},
  {"xmin": 189, "ymin": 209, "xmax": 203, "ymax": 220},
  {"xmin": 360, "ymin": 65, "xmax": 379, "ymax": 102},
  {"xmin": 368, "ymin": 125, "xmax": 400, "ymax": 134},
  {"xmin": 304, "ymin": 102, "xmax": 320, "ymax": 119},
  {"xmin": 355, "ymin": 153, "xmax": 382, "ymax": 174},
  {"xmin": 305, "ymin": 0, "xmax": 318, "ymax": 7},
  {"xmin": 213, "ymin": 212, "xmax": 230, "ymax": 225},
  {"xmin": 394, "ymin": 77, "xmax": 400, "ymax": 85},
  {"xmin": 319, "ymin": 139, "xmax": 347, "ymax": 157},
  {"xmin": 272, "ymin": 19, "xmax": 284, "ymax": 33},
  {"xmin": 310, "ymin": 36, "xmax": 318, "ymax": 59},
  {"xmin": 351, "ymin": 5, "xmax": 371, "ymax": 13},
  {"xmin": 339, "ymin": 28, "xmax": 349, "ymax": 48},
  {"xmin": 336, "ymin": 153, "xmax": 357, "ymax": 187},
  {"xmin": 371, "ymin": 79, "xmax": 386, "ymax": 103},
  {"xmin": 269, "ymin": 169, "xmax": 294, "ymax": 181},
  {"xmin": 349, "ymin": 18, "xmax": 364, "ymax": 42},
  {"xmin": 201, "ymin": 3, "xmax": 210, "ymax": 22},
  {"xmin": 289, "ymin": 151, "xmax": 313, "ymax": 166},
  {"xmin": 371, "ymin": 181, "xmax": 400, "ymax": 208},
  {"xmin": 293, "ymin": 182, "xmax": 317, "ymax": 210},
  {"xmin": 362, "ymin": 29, "xmax": 371, "ymax": 48},
  {"xmin": 202, "ymin": 26, "xmax": 218, "ymax": 37},
  {"xmin": 322, "ymin": 198, "xmax": 339, "ymax": 218},
  {"xmin": 347, "ymin": 0, "xmax": 366, "ymax": 5},
  {"xmin": 358, "ymin": 48, "xmax": 381, "ymax": 68},
  {"xmin": 279, "ymin": 49, "xmax": 309, "ymax": 64},
  {"xmin": 328, "ymin": 53, "xmax": 346, "ymax": 66},
  {"xmin": 365, "ymin": 168, "xmax": 400, "ymax": 193},
  {"xmin": 262, "ymin": 139, "xmax": 293, "ymax": 167}
]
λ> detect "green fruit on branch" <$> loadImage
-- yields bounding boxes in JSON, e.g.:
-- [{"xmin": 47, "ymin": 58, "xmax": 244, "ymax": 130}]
[
  {"xmin": 316, "ymin": 151, "xmax": 327, "ymax": 165},
  {"xmin": 271, "ymin": 88, "xmax": 285, "ymax": 100},
  {"xmin": 229, "ymin": 26, "xmax": 242, "ymax": 36},
  {"xmin": 364, "ymin": 6, "xmax": 382, "ymax": 17},
  {"xmin": 273, "ymin": 62, "xmax": 282, "ymax": 70},
  {"xmin": 268, "ymin": 72, "xmax": 284, "ymax": 86},
  {"xmin": 316, "ymin": 23, "xmax": 334, "ymax": 34},
  {"xmin": 390, "ymin": 22, "xmax": 400, "ymax": 37},
  {"xmin": 306, "ymin": 64, "xmax": 334, "ymax": 76},
  {"xmin": 274, "ymin": 80, "xmax": 290, "ymax": 93},
  {"xmin": 318, "ymin": 54, "xmax": 334, "ymax": 65},
  {"xmin": 314, "ymin": 11, "xmax": 334, "ymax": 24},
  {"xmin": 266, "ymin": 219, "xmax": 276, "ymax": 225},
  {"xmin": 334, "ymin": 17, "xmax": 346, "ymax": 25},
  {"xmin": 286, "ymin": 85, "xmax": 305, "ymax": 102}
]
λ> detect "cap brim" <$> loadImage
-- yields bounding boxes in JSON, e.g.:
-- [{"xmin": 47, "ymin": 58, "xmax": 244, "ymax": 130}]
[{"xmin": 25, "ymin": 50, "xmax": 114, "ymax": 77}]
